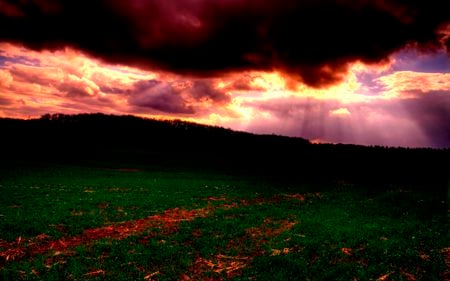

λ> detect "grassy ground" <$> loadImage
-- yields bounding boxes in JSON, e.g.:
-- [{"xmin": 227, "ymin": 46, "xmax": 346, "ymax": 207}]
[{"xmin": 0, "ymin": 164, "xmax": 447, "ymax": 280}]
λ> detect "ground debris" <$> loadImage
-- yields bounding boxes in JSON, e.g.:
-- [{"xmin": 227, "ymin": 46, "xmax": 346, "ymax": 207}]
[
  {"xmin": 204, "ymin": 195, "xmax": 227, "ymax": 201},
  {"xmin": 271, "ymin": 248, "xmax": 291, "ymax": 256},
  {"xmin": 418, "ymin": 253, "xmax": 430, "ymax": 261},
  {"xmin": 341, "ymin": 247, "xmax": 353, "ymax": 256},
  {"xmin": 183, "ymin": 218, "xmax": 297, "ymax": 280},
  {"xmin": 376, "ymin": 270, "xmax": 417, "ymax": 281},
  {"xmin": 284, "ymin": 193, "xmax": 305, "ymax": 201},
  {"xmin": 400, "ymin": 270, "xmax": 417, "ymax": 281},
  {"xmin": 193, "ymin": 256, "xmax": 248, "ymax": 277},
  {"xmin": 84, "ymin": 269, "xmax": 106, "ymax": 277},
  {"xmin": 0, "ymin": 206, "xmax": 214, "ymax": 263},
  {"xmin": 0, "ymin": 236, "xmax": 28, "ymax": 262},
  {"xmin": 0, "ymin": 247, "xmax": 26, "ymax": 262},
  {"xmin": 376, "ymin": 271, "xmax": 394, "ymax": 281},
  {"xmin": 144, "ymin": 271, "xmax": 160, "ymax": 280}
]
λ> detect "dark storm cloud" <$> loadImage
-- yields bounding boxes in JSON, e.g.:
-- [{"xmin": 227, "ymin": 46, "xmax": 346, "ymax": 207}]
[
  {"xmin": 189, "ymin": 80, "xmax": 230, "ymax": 104},
  {"xmin": 0, "ymin": 0, "xmax": 449, "ymax": 87},
  {"xmin": 129, "ymin": 80, "xmax": 195, "ymax": 114},
  {"xmin": 227, "ymin": 74, "xmax": 266, "ymax": 91},
  {"xmin": 128, "ymin": 79, "xmax": 229, "ymax": 114}
]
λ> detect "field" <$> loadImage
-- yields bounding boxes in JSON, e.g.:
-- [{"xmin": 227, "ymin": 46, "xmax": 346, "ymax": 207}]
[{"xmin": 0, "ymin": 163, "xmax": 447, "ymax": 280}]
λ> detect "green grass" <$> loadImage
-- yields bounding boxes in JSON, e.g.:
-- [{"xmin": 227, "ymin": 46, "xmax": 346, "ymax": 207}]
[{"xmin": 0, "ymin": 164, "xmax": 447, "ymax": 280}]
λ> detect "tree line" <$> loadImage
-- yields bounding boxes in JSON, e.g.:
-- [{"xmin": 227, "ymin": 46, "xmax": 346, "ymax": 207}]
[{"xmin": 0, "ymin": 113, "xmax": 447, "ymax": 188}]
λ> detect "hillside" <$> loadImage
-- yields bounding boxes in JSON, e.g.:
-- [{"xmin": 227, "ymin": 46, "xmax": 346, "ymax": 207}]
[{"xmin": 0, "ymin": 113, "xmax": 447, "ymax": 186}]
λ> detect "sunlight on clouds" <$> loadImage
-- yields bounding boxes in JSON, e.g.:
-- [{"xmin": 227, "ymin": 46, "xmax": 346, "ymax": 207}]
[
  {"xmin": 0, "ymin": 42, "xmax": 406, "ymax": 121},
  {"xmin": 0, "ymin": 43, "xmax": 160, "ymax": 117},
  {"xmin": 290, "ymin": 61, "xmax": 396, "ymax": 103},
  {"xmin": 376, "ymin": 71, "xmax": 450, "ymax": 99},
  {"xmin": 0, "ymin": 42, "xmax": 448, "ymax": 147},
  {"xmin": 0, "ymin": 69, "xmax": 13, "ymax": 87},
  {"xmin": 227, "ymin": 98, "xmax": 256, "ymax": 125},
  {"xmin": 330, "ymin": 108, "xmax": 351, "ymax": 116},
  {"xmin": 350, "ymin": 60, "xmax": 393, "ymax": 74},
  {"xmin": 251, "ymin": 72, "xmax": 286, "ymax": 93}
]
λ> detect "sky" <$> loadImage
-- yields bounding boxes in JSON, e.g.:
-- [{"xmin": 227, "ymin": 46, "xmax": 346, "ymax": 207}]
[{"xmin": 0, "ymin": 0, "xmax": 449, "ymax": 148}]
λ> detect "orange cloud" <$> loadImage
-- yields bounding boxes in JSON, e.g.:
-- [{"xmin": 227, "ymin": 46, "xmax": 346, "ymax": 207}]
[
  {"xmin": 0, "ymin": 43, "xmax": 235, "ymax": 119},
  {"xmin": 0, "ymin": 43, "xmax": 138, "ymax": 117},
  {"xmin": 0, "ymin": 43, "xmax": 448, "ymax": 147},
  {"xmin": 375, "ymin": 71, "xmax": 450, "ymax": 99}
]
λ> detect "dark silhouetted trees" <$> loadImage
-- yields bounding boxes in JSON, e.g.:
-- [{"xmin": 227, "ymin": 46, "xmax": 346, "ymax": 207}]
[{"xmin": 0, "ymin": 113, "xmax": 447, "ymax": 188}]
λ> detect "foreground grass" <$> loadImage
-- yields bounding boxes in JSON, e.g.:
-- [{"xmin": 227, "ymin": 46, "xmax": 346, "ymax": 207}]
[{"xmin": 0, "ymin": 164, "xmax": 447, "ymax": 280}]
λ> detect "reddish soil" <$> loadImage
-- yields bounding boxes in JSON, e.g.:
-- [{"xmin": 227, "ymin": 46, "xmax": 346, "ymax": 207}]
[
  {"xmin": 182, "ymin": 218, "xmax": 297, "ymax": 280},
  {"xmin": 0, "ymin": 192, "xmax": 316, "ymax": 271},
  {"xmin": 0, "ymin": 207, "xmax": 211, "ymax": 263}
]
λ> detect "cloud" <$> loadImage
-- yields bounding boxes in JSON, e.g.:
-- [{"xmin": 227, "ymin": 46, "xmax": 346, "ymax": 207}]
[
  {"xmin": 233, "ymin": 96, "xmax": 433, "ymax": 148},
  {"xmin": 0, "ymin": 42, "xmax": 448, "ymax": 148},
  {"xmin": 392, "ymin": 49, "xmax": 450, "ymax": 73},
  {"xmin": 58, "ymin": 74, "xmax": 100, "ymax": 98},
  {"xmin": 375, "ymin": 71, "xmax": 450, "ymax": 99},
  {"xmin": 0, "ymin": 43, "xmax": 232, "ymax": 118},
  {"xmin": 0, "ymin": 0, "xmax": 449, "ymax": 87},
  {"xmin": 0, "ymin": 96, "xmax": 12, "ymax": 105},
  {"xmin": 330, "ymin": 108, "xmax": 351, "ymax": 116},
  {"xmin": 0, "ymin": 68, "xmax": 13, "ymax": 87},
  {"xmin": 6, "ymin": 63, "xmax": 102, "ymax": 98},
  {"xmin": 0, "ymin": 0, "xmax": 25, "ymax": 17},
  {"xmin": 399, "ymin": 91, "xmax": 450, "ymax": 148},
  {"xmin": 128, "ymin": 79, "xmax": 230, "ymax": 115},
  {"xmin": 0, "ymin": 44, "xmax": 136, "ymax": 117},
  {"xmin": 129, "ymin": 80, "xmax": 195, "ymax": 114}
]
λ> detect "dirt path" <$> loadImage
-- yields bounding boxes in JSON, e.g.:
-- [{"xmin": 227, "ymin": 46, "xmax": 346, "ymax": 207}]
[
  {"xmin": 0, "ymin": 193, "xmax": 314, "ymax": 272},
  {"xmin": 0, "ymin": 207, "xmax": 213, "ymax": 263}
]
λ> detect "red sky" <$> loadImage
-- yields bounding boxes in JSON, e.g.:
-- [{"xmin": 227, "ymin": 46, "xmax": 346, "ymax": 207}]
[{"xmin": 0, "ymin": 0, "xmax": 449, "ymax": 148}]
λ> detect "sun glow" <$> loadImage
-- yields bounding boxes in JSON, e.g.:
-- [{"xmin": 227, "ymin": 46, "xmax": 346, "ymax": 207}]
[{"xmin": 0, "ymin": 42, "xmax": 448, "ymax": 147}]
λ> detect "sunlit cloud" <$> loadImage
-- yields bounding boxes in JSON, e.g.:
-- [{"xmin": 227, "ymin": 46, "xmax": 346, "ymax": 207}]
[
  {"xmin": 330, "ymin": 108, "xmax": 351, "ymax": 116},
  {"xmin": 375, "ymin": 71, "xmax": 450, "ymax": 99},
  {"xmin": 0, "ymin": 43, "xmax": 154, "ymax": 118},
  {"xmin": 0, "ymin": 42, "xmax": 449, "ymax": 148}
]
